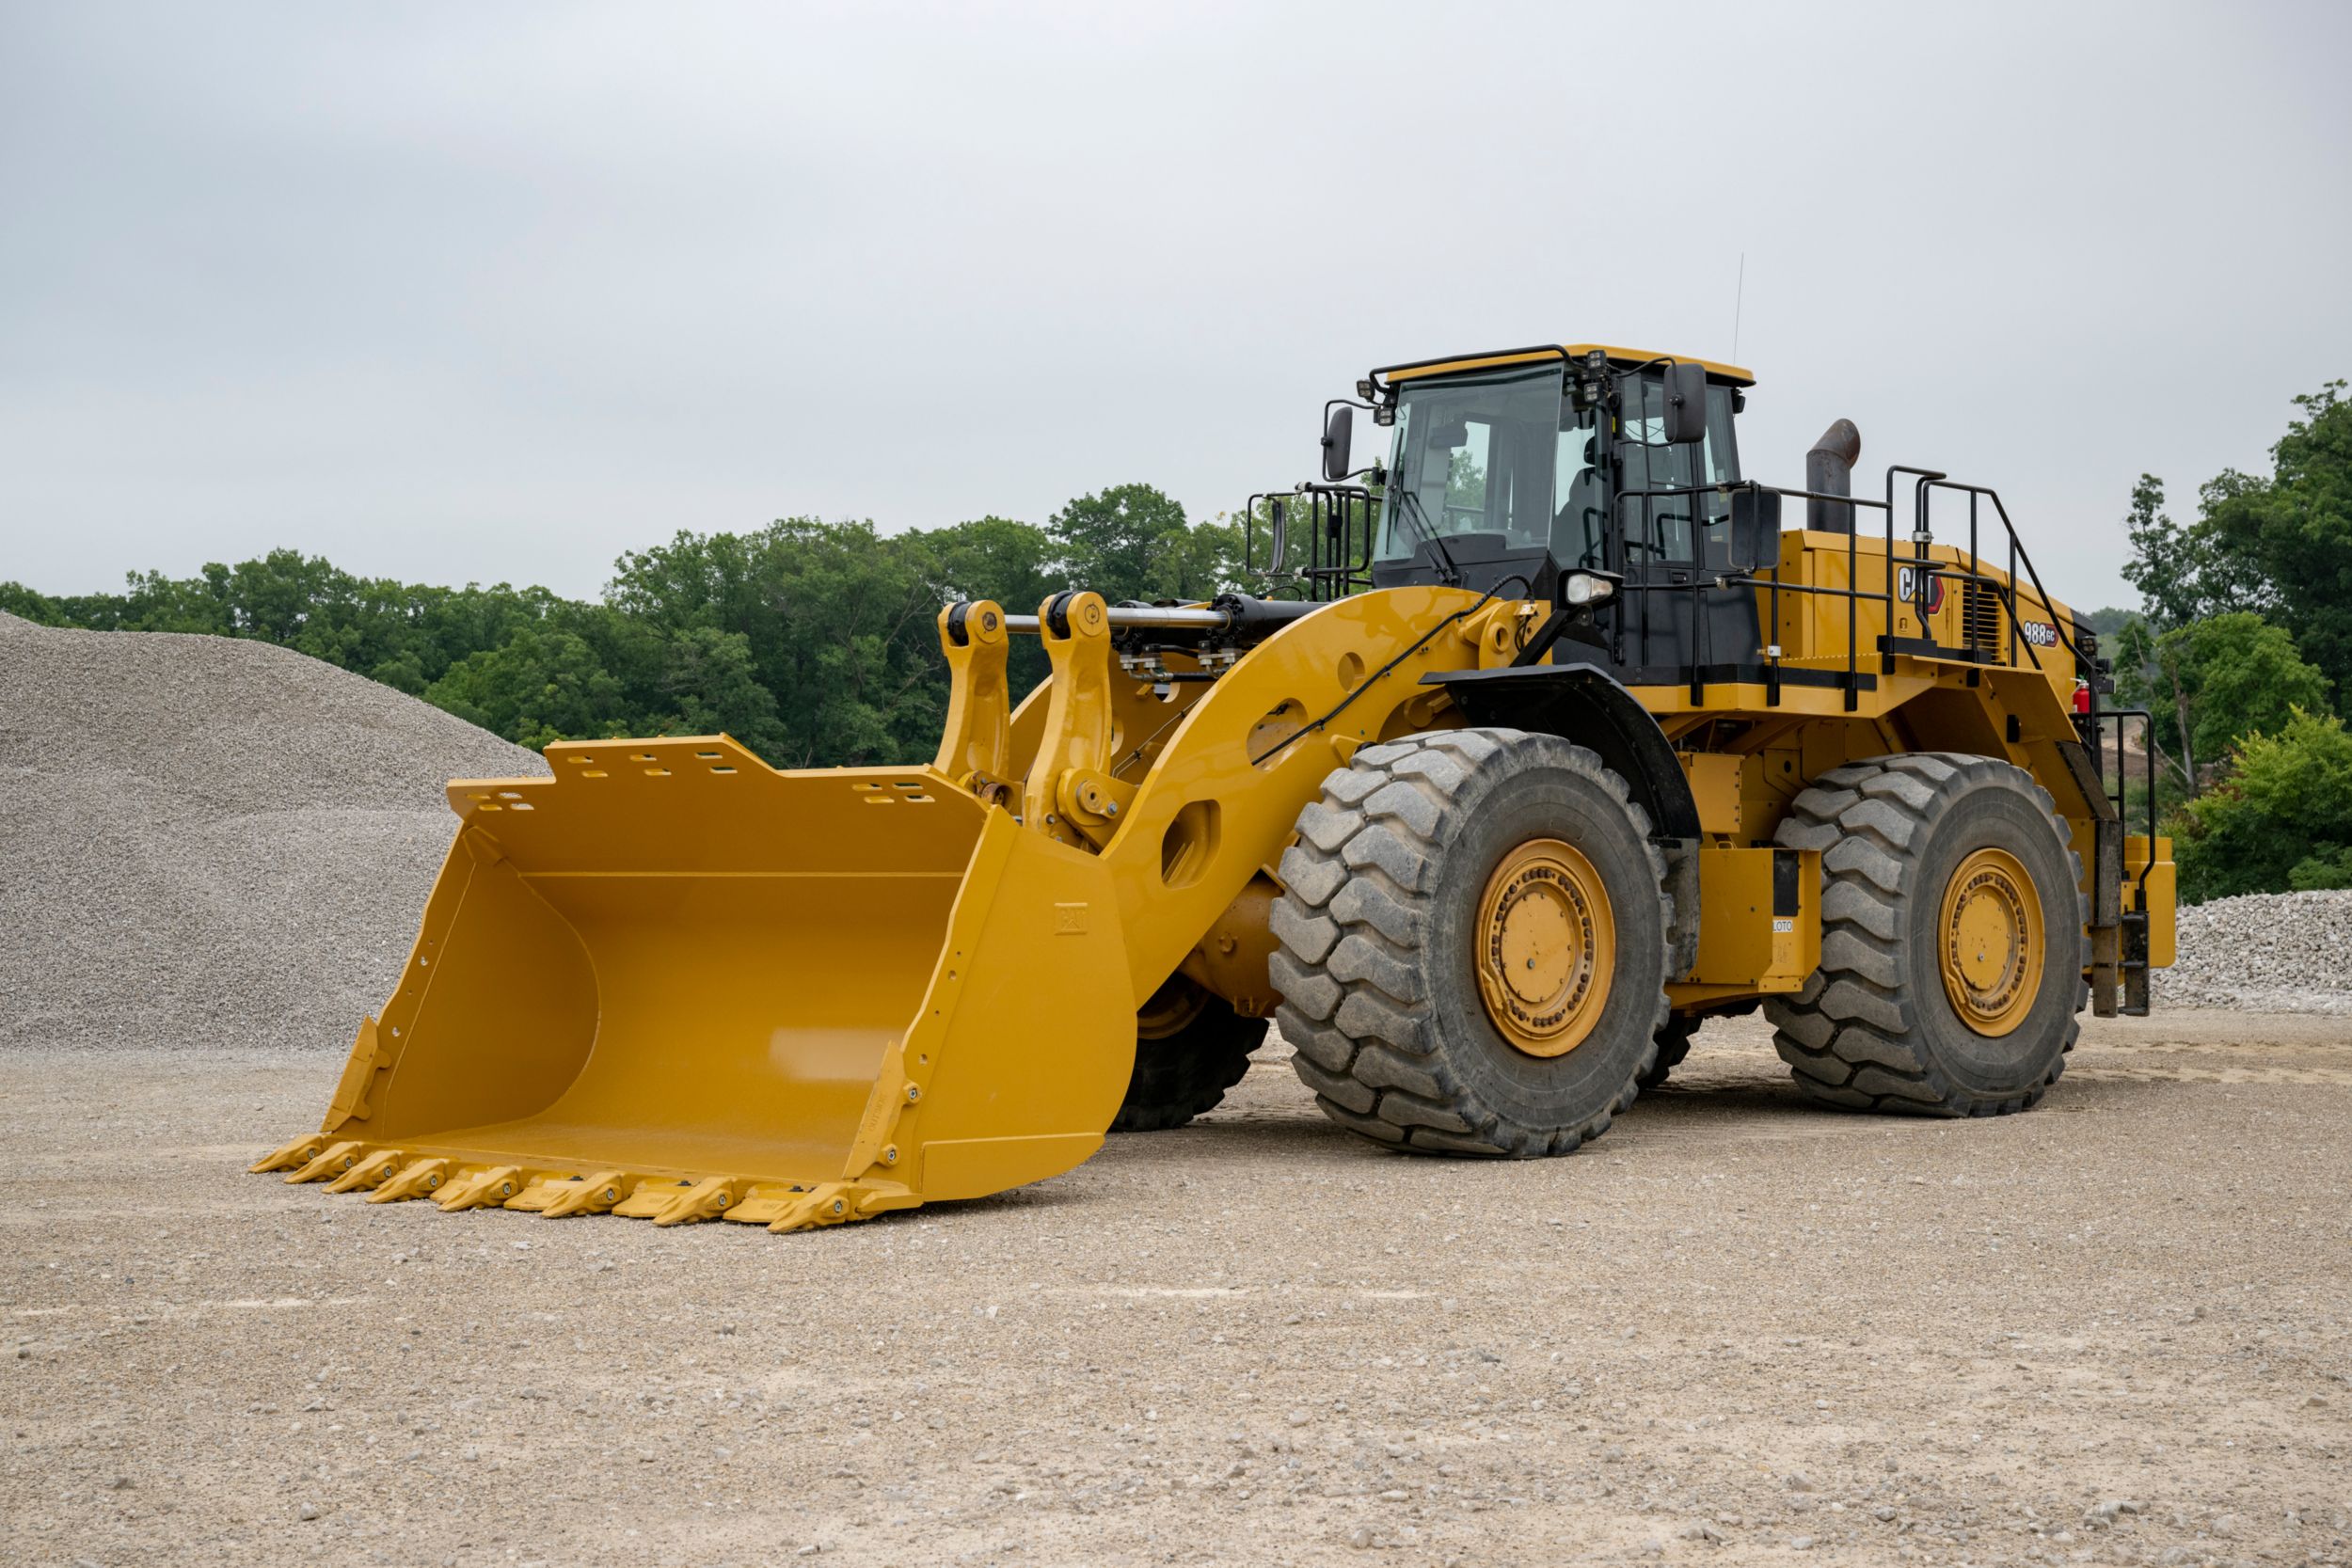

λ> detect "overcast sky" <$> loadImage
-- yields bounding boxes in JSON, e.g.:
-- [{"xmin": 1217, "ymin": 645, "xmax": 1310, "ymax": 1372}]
[{"xmin": 5, "ymin": 2, "xmax": 2348, "ymax": 610}]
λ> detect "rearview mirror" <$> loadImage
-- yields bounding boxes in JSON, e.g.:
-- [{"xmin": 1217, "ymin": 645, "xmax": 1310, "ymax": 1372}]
[
  {"xmin": 1321, "ymin": 404, "xmax": 1354, "ymax": 483},
  {"xmin": 1662, "ymin": 362, "xmax": 1708, "ymax": 445}
]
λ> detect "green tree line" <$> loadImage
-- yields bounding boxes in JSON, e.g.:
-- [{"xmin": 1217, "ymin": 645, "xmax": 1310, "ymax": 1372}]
[
  {"xmin": 10, "ymin": 383, "xmax": 2349, "ymax": 902},
  {"xmin": 2, "ymin": 483, "xmax": 1261, "ymax": 768},
  {"xmin": 2105, "ymin": 381, "xmax": 2352, "ymax": 900}
]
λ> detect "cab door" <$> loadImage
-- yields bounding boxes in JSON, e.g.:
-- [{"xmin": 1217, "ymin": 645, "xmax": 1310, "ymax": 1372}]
[{"xmin": 1613, "ymin": 372, "xmax": 1748, "ymax": 679}]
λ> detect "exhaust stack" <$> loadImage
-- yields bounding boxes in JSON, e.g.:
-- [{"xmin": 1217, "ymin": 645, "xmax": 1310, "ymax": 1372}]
[{"xmin": 1805, "ymin": 420, "xmax": 1863, "ymax": 533}]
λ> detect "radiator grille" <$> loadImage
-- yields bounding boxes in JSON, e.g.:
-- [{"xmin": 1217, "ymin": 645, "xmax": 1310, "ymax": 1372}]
[{"xmin": 1963, "ymin": 581, "xmax": 2006, "ymax": 657}]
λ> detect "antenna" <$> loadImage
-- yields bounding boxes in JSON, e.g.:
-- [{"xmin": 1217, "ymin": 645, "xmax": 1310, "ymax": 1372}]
[{"xmin": 1732, "ymin": 252, "xmax": 1746, "ymax": 364}]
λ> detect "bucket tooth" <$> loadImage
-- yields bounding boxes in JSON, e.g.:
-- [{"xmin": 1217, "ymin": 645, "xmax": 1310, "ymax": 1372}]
[
  {"xmin": 649, "ymin": 1177, "xmax": 742, "ymax": 1227},
  {"xmin": 366, "ymin": 1158, "xmax": 452, "ymax": 1204},
  {"xmin": 284, "ymin": 1140, "xmax": 367, "ymax": 1185},
  {"xmin": 854, "ymin": 1181, "xmax": 921, "ymax": 1219},
  {"xmin": 758, "ymin": 1180, "xmax": 921, "ymax": 1233},
  {"xmin": 435, "ymin": 1165, "xmax": 524, "ymax": 1212},
  {"xmin": 250, "ymin": 1134, "xmax": 328, "ymax": 1175},
  {"xmin": 535, "ymin": 1172, "xmax": 629, "ymax": 1219},
  {"xmin": 722, "ymin": 1183, "xmax": 814, "ymax": 1225},
  {"xmin": 324, "ymin": 1148, "xmax": 406, "ymax": 1195},
  {"xmin": 611, "ymin": 1181, "xmax": 681, "ymax": 1220},
  {"xmin": 767, "ymin": 1182, "xmax": 855, "ymax": 1233},
  {"xmin": 502, "ymin": 1175, "xmax": 576, "ymax": 1212}
]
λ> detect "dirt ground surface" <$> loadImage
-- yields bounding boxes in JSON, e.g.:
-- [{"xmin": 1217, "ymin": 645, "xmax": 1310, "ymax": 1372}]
[{"xmin": 5, "ymin": 1011, "xmax": 2349, "ymax": 1568}]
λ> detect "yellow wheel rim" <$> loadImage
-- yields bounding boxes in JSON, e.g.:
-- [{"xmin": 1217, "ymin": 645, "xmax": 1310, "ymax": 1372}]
[
  {"xmin": 1937, "ymin": 847, "xmax": 2044, "ymax": 1037},
  {"xmin": 1474, "ymin": 839, "xmax": 1614, "ymax": 1058}
]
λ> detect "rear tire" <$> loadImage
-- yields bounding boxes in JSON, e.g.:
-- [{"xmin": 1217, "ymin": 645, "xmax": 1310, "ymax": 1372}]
[
  {"xmin": 1109, "ymin": 977, "xmax": 1266, "ymax": 1132},
  {"xmin": 1271, "ymin": 728, "xmax": 1673, "ymax": 1156},
  {"xmin": 1766, "ymin": 752, "xmax": 2089, "ymax": 1116}
]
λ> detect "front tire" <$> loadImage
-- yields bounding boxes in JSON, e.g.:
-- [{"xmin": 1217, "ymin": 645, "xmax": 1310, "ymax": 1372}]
[
  {"xmin": 1766, "ymin": 752, "xmax": 2089, "ymax": 1116},
  {"xmin": 1270, "ymin": 728, "xmax": 1674, "ymax": 1156},
  {"xmin": 1109, "ymin": 976, "xmax": 1266, "ymax": 1132}
]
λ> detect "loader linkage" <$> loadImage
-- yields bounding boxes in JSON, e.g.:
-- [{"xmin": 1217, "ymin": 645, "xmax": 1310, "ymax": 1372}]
[{"xmin": 251, "ymin": 584, "xmax": 1499, "ymax": 1233}]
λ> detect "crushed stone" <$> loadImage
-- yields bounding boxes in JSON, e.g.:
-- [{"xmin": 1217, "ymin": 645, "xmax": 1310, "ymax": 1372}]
[
  {"xmin": 0, "ymin": 610, "xmax": 544, "ymax": 1051},
  {"xmin": 2152, "ymin": 889, "xmax": 2352, "ymax": 1015}
]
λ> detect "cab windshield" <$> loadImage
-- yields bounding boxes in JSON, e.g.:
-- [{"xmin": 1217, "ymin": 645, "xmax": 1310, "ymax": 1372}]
[{"xmin": 1376, "ymin": 362, "xmax": 1600, "ymax": 567}]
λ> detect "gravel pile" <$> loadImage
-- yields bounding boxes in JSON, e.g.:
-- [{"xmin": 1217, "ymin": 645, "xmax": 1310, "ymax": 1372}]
[
  {"xmin": 0, "ymin": 611, "xmax": 544, "ymax": 1051},
  {"xmin": 2152, "ymin": 889, "xmax": 2352, "ymax": 1015}
]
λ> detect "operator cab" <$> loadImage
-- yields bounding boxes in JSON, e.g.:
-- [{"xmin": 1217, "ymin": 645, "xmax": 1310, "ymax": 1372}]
[
  {"xmin": 1353, "ymin": 343, "xmax": 1767, "ymax": 681},
  {"xmin": 1365, "ymin": 345, "xmax": 1750, "ymax": 593}
]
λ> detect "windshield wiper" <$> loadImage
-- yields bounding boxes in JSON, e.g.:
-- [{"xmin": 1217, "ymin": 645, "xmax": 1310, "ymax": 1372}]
[{"xmin": 1391, "ymin": 487, "xmax": 1464, "ymax": 587}]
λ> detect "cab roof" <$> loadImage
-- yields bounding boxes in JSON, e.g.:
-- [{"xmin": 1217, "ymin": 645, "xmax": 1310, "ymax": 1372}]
[{"xmin": 1377, "ymin": 342, "xmax": 1756, "ymax": 388}]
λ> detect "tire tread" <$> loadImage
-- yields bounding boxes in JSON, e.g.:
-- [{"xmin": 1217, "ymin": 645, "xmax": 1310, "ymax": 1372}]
[
  {"xmin": 1273, "ymin": 727, "xmax": 1672, "ymax": 1156},
  {"xmin": 1764, "ymin": 752, "xmax": 2090, "ymax": 1117}
]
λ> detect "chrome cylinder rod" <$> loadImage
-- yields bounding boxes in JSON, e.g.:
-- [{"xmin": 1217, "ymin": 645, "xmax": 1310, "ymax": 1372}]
[{"xmin": 1002, "ymin": 606, "xmax": 1229, "ymax": 634}]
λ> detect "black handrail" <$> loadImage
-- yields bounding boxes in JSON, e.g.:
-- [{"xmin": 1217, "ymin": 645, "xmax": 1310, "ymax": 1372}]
[
  {"xmin": 1241, "ymin": 483, "xmax": 1378, "ymax": 602},
  {"xmin": 1609, "ymin": 466, "xmax": 2106, "ymax": 725},
  {"xmin": 1256, "ymin": 452, "xmax": 2099, "ymax": 736},
  {"xmin": 1613, "ymin": 477, "xmax": 1898, "ymax": 708},
  {"xmin": 1364, "ymin": 343, "xmax": 1583, "ymax": 401},
  {"xmin": 1883, "ymin": 466, "xmax": 1947, "ymax": 678},
  {"xmin": 1918, "ymin": 479, "xmax": 2092, "ymax": 673},
  {"xmin": 2091, "ymin": 706, "xmax": 2160, "ymax": 906}
]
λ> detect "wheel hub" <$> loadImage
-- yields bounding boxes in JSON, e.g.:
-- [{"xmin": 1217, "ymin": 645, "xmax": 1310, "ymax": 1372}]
[
  {"xmin": 1937, "ymin": 847, "xmax": 2044, "ymax": 1037},
  {"xmin": 1474, "ymin": 839, "xmax": 1613, "ymax": 1057},
  {"xmin": 1136, "ymin": 974, "xmax": 1209, "ymax": 1040}
]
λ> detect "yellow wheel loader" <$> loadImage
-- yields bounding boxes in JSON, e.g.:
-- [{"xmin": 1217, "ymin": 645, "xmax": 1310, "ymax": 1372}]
[{"xmin": 255, "ymin": 342, "xmax": 2176, "ymax": 1230}]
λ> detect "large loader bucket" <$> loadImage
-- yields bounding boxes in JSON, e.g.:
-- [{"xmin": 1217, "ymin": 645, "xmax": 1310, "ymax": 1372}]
[{"xmin": 252, "ymin": 736, "xmax": 1137, "ymax": 1231}]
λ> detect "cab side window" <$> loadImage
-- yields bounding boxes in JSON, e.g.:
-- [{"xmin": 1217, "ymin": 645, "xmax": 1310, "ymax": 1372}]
[
  {"xmin": 1617, "ymin": 376, "xmax": 1694, "ymax": 565},
  {"xmin": 1552, "ymin": 406, "xmax": 1606, "ymax": 568}
]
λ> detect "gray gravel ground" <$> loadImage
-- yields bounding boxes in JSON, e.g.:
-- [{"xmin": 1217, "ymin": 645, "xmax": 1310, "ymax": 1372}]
[
  {"xmin": 7, "ymin": 620, "xmax": 2350, "ymax": 1563},
  {"xmin": 0, "ymin": 612, "xmax": 542, "ymax": 1052},
  {"xmin": 2153, "ymin": 892, "xmax": 2352, "ymax": 1016},
  {"xmin": 5, "ymin": 1014, "xmax": 2349, "ymax": 1568}
]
